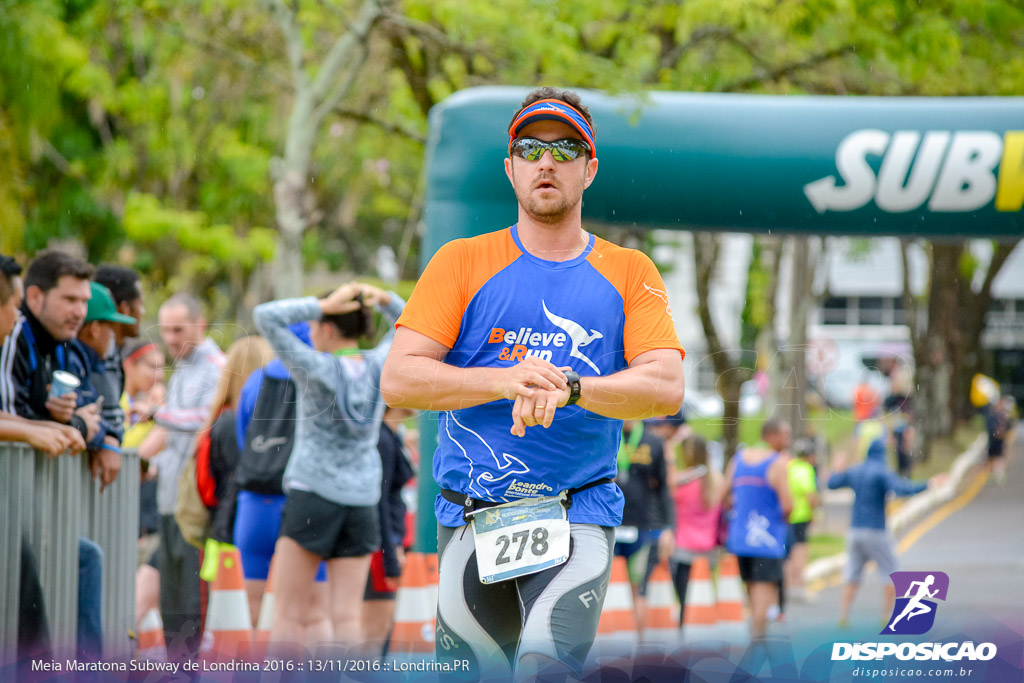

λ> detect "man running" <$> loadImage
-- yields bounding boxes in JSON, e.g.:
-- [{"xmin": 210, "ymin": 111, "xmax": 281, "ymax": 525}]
[
  {"xmin": 381, "ymin": 87, "xmax": 685, "ymax": 678},
  {"xmin": 829, "ymin": 422, "xmax": 944, "ymax": 628},
  {"xmin": 888, "ymin": 574, "xmax": 938, "ymax": 631}
]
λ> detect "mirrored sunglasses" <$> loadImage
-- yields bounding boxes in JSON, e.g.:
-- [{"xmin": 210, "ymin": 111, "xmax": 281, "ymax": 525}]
[{"xmin": 510, "ymin": 137, "xmax": 591, "ymax": 162}]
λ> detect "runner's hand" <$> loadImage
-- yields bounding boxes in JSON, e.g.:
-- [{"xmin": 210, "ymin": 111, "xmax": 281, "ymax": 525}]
[
  {"xmin": 357, "ymin": 284, "xmax": 391, "ymax": 309},
  {"xmin": 657, "ymin": 529, "xmax": 675, "ymax": 562},
  {"xmin": 500, "ymin": 357, "xmax": 567, "ymax": 402},
  {"xmin": 510, "ymin": 386, "xmax": 569, "ymax": 436},
  {"xmin": 831, "ymin": 450, "xmax": 849, "ymax": 472},
  {"xmin": 319, "ymin": 282, "xmax": 363, "ymax": 315}
]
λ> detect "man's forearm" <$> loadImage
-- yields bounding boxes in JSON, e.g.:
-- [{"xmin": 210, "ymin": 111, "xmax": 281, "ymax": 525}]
[
  {"xmin": 576, "ymin": 356, "xmax": 684, "ymax": 420},
  {"xmin": 0, "ymin": 417, "xmax": 35, "ymax": 444},
  {"xmin": 382, "ymin": 355, "xmax": 508, "ymax": 411}
]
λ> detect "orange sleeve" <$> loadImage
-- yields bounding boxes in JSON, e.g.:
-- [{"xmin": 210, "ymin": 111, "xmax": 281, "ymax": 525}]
[
  {"xmin": 622, "ymin": 250, "xmax": 685, "ymax": 364},
  {"xmin": 396, "ymin": 229, "xmax": 520, "ymax": 348},
  {"xmin": 396, "ymin": 239, "xmax": 468, "ymax": 348}
]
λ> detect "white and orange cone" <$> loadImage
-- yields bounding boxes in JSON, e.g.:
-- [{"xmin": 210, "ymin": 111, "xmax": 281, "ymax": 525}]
[
  {"xmin": 200, "ymin": 546, "xmax": 253, "ymax": 662},
  {"xmin": 715, "ymin": 553, "xmax": 748, "ymax": 644},
  {"xmin": 593, "ymin": 556, "xmax": 638, "ymax": 658},
  {"xmin": 390, "ymin": 552, "xmax": 438, "ymax": 653},
  {"xmin": 640, "ymin": 561, "xmax": 680, "ymax": 649},
  {"xmin": 251, "ymin": 558, "xmax": 276, "ymax": 658},
  {"xmin": 681, "ymin": 556, "xmax": 718, "ymax": 644},
  {"xmin": 136, "ymin": 607, "xmax": 167, "ymax": 661}
]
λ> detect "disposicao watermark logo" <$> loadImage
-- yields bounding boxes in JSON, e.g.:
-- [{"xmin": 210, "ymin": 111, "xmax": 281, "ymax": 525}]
[
  {"xmin": 884, "ymin": 571, "xmax": 949, "ymax": 636},
  {"xmin": 832, "ymin": 570, "xmax": 998, "ymax": 663}
]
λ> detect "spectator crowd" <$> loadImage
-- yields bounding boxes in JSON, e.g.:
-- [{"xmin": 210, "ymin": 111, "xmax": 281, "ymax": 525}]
[{"xmin": 1, "ymin": 250, "xmax": 417, "ymax": 664}]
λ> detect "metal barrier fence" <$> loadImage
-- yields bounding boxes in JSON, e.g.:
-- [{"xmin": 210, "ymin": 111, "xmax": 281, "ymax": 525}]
[{"xmin": 0, "ymin": 442, "xmax": 139, "ymax": 662}]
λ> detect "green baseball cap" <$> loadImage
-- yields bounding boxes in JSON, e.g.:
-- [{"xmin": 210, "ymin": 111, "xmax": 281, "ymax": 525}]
[{"xmin": 86, "ymin": 282, "xmax": 137, "ymax": 325}]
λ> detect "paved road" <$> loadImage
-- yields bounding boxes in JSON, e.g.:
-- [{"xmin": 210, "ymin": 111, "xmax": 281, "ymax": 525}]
[{"xmin": 766, "ymin": 432, "xmax": 1024, "ymax": 680}]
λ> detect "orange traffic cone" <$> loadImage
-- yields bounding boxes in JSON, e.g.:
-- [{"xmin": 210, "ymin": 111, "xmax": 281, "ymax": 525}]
[
  {"xmin": 390, "ymin": 553, "xmax": 438, "ymax": 653},
  {"xmin": 640, "ymin": 561, "xmax": 679, "ymax": 649},
  {"xmin": 201, "ymin": 546, "xmax": 253, "ymax": 661},
  {"xmin": 593, "ymin": 556, "xmax": 637, "ymax": 656},
  {"xmin": 680, "ymin": 556, "xmax": 718, "ymax": 644},
  {"xmin": 136, "ymin": 607, "xmax": 167, "ymax": 661},
  {"xmin": 715, "ymin": 554, "xmax": 747, "ymax": 643}
]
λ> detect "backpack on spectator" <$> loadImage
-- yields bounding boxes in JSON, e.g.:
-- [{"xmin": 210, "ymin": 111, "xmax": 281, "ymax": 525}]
[
  {"xmin": 174, "ymin": 408, "xmax": 224, "ymax": 548},
  {"xmin": 174, "ymin": 444, "xmax": 210, "ymax": 548},
  {"xmin": 236, "ymin": 373, "xmax": 297, "ymax": 495}
]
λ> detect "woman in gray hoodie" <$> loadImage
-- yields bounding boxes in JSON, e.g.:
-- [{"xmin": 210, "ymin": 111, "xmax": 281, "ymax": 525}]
[{"xmin": 253, "ymin": 282, "xmax": 404, "ymax": 653}]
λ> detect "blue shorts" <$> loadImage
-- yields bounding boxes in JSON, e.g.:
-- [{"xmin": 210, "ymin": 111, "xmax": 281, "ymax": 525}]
[
  {"xmin": 613, "ymin": 528, "xmax": 661, "ymax": 559},
  {"xmin": 234, "ymin": 490, "xmax": 327, "ymax": 582}
]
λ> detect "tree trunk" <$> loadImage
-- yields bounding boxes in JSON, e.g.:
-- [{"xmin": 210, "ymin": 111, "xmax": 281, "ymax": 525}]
[
  {"xmin": 911, "ymin": 242, "xmax": 961, "ymax": 460},
  {"xmin": 754, "ymin": 236, "xmax": 784, "ymax": 410},
  {"xmin": 693, "ymin": 232, "xmax": 752, "ymax": 460},
  {"xmin": 268, "ymin": 0, "xmax": 385, "ymax": 297},
  {"xmin": 952, "ymin": 240, "xmax": 1020, "ymax": 423},
  {"xmin": 781, "ymin": 237, "xmax": 811, "ymax": 437}
]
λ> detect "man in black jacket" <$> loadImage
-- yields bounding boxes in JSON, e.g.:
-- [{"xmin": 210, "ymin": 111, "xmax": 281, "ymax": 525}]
[
  {"xmin": 0, "ymin": 254, "xmax": 89, "ymax": 662},
  {"xmin": 0, "ymin": 250, "xmax": 102, "ymax": 440},
  {"xmin": 0, "ymin": 250, "xmax": 108, "ymax": 660},
  {"xmin": 0, "ymin": 254, "xmax": 84, "ymax": 453}
]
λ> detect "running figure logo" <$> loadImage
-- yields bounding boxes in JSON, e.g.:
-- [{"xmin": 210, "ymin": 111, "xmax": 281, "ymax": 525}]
[
  {"xmin": 883, "ymin": 571, "xmax": 950, "ymax": 635},
  {"xmin": 744, "ymin": 511, "xmax": 779, "ymax": 549}
]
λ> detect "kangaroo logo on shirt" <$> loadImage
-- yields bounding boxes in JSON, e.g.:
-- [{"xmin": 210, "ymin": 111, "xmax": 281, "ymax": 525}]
[{"xmin": 541, "ymin": 301, "xmax": 604, "ymax": 374}]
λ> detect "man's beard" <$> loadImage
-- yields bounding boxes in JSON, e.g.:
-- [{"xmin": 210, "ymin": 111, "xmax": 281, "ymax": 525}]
[
  {"xmin": 522, "ymin": 196, "xmax": 574, "ymax": 224},
  {"xmin": 516, "ymin": 184, "xmax": 581, "ymax": 225}
]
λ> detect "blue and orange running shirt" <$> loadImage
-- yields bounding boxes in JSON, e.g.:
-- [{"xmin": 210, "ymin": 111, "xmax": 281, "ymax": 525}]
[{"xmin": 397, "ymin": 225, "xmax": 685, "ymax": 528}]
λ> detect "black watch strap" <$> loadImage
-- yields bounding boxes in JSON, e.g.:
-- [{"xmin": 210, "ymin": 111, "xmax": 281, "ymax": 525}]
[{"xmin": 564, "ymin": 369, "xmax": 582, "ymax": 407}]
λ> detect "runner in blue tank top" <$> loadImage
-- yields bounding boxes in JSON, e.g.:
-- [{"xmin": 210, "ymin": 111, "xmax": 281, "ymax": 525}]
[{"xmin": 725, "ymin": 418, "xmax": 792, "ymax": 639}]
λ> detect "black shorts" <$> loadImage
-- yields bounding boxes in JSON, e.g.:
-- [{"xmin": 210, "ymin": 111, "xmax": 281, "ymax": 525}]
[
  {"xmin": 280, "ymin": 489, "xmax": 379, "ymax": 560},
  {"xmin": 736, "ymin": 555, "xmax": 783, "ymax": 583},
  {"xmin": 790, "ymin": 521, "xmax": 809, "ymax": 545}
]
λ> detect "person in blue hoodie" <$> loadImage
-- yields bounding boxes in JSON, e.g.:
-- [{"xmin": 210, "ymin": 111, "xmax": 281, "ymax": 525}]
[{"xmin": 828, "ymin": 421, "xmax": 945, "ymax": 627}]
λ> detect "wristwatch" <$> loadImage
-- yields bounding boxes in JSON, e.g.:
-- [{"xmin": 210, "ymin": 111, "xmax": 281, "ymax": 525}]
[{"xmin": 563, "ymin": 369, "xmax": 582, "ymax": 407}]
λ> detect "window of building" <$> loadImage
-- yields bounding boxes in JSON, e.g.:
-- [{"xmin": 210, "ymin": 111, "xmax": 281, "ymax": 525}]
[
  {"xmin": 892, "ymin": 296, "xmax": 907, "ymax": 325},
  {"xmin": 822, "ymin": 296, "xmax": 849, "ymax": 325},
  {"xmin": 859, "ymin": 297, "xmax": 884, "ymax": 325}
]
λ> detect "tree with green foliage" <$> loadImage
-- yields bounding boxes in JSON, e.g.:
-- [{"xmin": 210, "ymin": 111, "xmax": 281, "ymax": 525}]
[{"xmin": 2, "ymin": 0, "xmax": 1021, "ymax": 421}]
